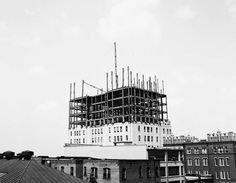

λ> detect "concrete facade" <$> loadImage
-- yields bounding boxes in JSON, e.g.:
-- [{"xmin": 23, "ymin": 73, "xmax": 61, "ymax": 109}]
[{"xmin": 64, "ymin": 144, "xmax": 148, "ymax": 160}]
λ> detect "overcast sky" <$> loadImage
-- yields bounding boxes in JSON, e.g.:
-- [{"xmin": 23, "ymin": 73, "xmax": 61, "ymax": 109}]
[{"xmin": 0, "ymin": 0, "xmax": 236, "ymax": 156}]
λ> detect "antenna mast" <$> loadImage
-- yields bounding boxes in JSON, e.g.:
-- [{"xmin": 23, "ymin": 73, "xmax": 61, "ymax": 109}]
[{"xmin": 114, "ymin": 42, "xmax": 118, "ymax": 89}]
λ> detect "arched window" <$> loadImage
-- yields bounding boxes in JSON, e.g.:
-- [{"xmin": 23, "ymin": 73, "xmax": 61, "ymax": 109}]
[
  {"xmin": 70, "ymin": 167, "xmax": 74, "ymax": 176},
  {"xmin": 103, "ymin": 168, "xmax": 111, "ymax": 179},
  {"xmin": 84, "ymin": 166, "xmax": 87, "ymax": 176},
  {"xmin": 121, "ymin": 168, "xmax": 126, "ymax": 180},
  {"xmin": 91, "ymin": 167, "xmax": 98, "ymax": 178}
]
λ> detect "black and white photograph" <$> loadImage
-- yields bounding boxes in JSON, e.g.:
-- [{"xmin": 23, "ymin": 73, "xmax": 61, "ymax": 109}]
[{"xmin": 0, "ymin": 0, "xmax": 236, "ymax": 182}]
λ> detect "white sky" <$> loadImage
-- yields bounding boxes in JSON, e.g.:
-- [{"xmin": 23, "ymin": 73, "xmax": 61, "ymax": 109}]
[{"xmin": 0, "ymin": 0, "xmax": 236, "ymax": 156}]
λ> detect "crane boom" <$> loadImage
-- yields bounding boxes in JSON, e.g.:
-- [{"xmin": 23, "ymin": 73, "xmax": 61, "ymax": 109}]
[{"xmin": 82, "ymin": 80, "xmax": 104, "ymax": 93}]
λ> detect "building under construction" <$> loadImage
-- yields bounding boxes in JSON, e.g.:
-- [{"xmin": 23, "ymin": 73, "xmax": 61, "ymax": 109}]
[{"xmin": 65, "ymin": 44, "xmax": 172, "ymax": 159}]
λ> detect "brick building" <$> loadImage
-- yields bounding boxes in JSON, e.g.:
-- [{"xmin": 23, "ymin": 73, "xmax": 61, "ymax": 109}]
[
  {"xmin": 83, "ymin": 159, "xmax": 160, "ymax": 183},
  {"xmin": 165, "ymin": 131, "xmax": 236, "ymax": 183}
]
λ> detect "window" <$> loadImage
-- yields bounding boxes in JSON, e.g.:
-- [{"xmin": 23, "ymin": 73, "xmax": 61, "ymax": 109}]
[
  {"xmin": 117, "ymin": 136, "xmax": 119, "ymax": 141},
  {"xmin": 92, "ymin": 129, "xmax": 94, "ymax": 135},
  {"xmin": 147, "ymin": 136, "xmax": 150, "ymax": 142},
  {"xmin": 109, "ymin": 127, "xmax": 111, "ymax": 133},
  {"xmin": 151, "ymin": 136, "xmax": 153, "ymax": 142},
  {"xmin": 138, "ymin": 126, "xmax": 140, "ymax": 132},
  {"xmin": 220, "ymin": 171, "xmax": 226, "ymax": 179},
  {"xmin": 101, "ymin": 128, "xmax": 103, "ymax": 134},
  {"xmin": 122, "ymin": 168, "xmax": 126, "ymax": 180},
  {"xmin": 226, "ymin": 171, "xmax": 231, "ymax": 179},
  {"xmin": 163, "ymin": 128, "xmax": 165, "ymax": 134},
  {"xmin": 215, "ymin": 171, "xmax": 219, "ymax": 179},
  {"xmin": 120, "ymin": 126, "xmax": 122, "ymax": 132},
  {"xmin": 138, "ymin": 135, "xmax": 141, "ymax": 141},
  {"xmin": 144, "ymin": 136, "xmax": 146, "ymax": 142},
  {"xmin": 194, "ymin": 148, "xmax": 200, "ymax": 154},
  {"xmin": 156, "ymin": 136, "xmax": 158, "ymax": 142},
  {"xmin": 214, "ymin": 157, "xmax": 218, "ymax": 166},
  {"xmin": 91, "ymin": 167, "xmax": 98, "ymax": 178},
  {"xmin": 61, "ymin": 166, "xmax": 64, "ymax": 172},
  {"xmin": 202, "ymin": 148, "xmax": 207, "ymax": 154},
  {"xmin": 126, "ymin": 126, "xmax": 128, "ymax": 132},
  {"xmin": 98, "ymin": 129, "xmax": 100, "ymax": 134},
  {"xmin": 195, "ymin": 158, "xmax": 200, "ymax": 166},
  {"xmin": 144, "ymin": 126, "xmax": 146, "ymax": 132},
  {"xmin": 139, "ymin": 166, "xmax": 142, "ymax": 178},
  {"xmin": 120, "ymin": 136, "xmax": 122, "ymax": 141},
  {"xmin": 219, "ymin": 158, "xmax": 225, "ymax": 166},
  {"xmin": 109, "ymin": 136, "xmax": 111, "ymax": 142},
  {"xmin": 156, "ymin": 128, "xmax": 158, "ymax": 133},
  {"xmin": 187, "ymin": 158, "xmax": 192, "ymax": 166},
  {"xmin": 117, "ymin": 127, "xmax": 119, "ymax": 132},
  {"xmin": 83, "ymin": 138, "xmax": 85, "ymax": 143},
  {"xmin": 203, "ymin": 158, "xmax": 208, "ymax": 166},
  {"xmin": 147, "ymin": 127, "xmax": 150, "ymax": 133},
  {"xmin": 147, "ymin": 167, "xmax": 151, "ymax": 178},
  {"xmin": 114, "ymin": 127, "xmax": 116, "ymax": 133},
  {"xmin": 103, "ymin": 168, "xmax": 111, "ymax": 179},
  {"xmin": 70, "ymin": 131, "xmax": 72, "ymax": 136},
  {"xmin": 196, "ymin": 170, "xmax": 201, "ymax": 175},
  {"xmin": 114, "ymin": 136, "xmax": 116, "ymax": 142},
  {"xmin": 225, "ymin": 157, "xmax": 229, "ymax": 166},
  {"xmin": 126, "ymin": 135, "xmax": 128, "ymax": 141},
  {"xmin": 70, "ymin": 167, "xmax": 74, "ymax": 176},
  {"xmin": 84, "ymin": 167, "xmax": 87, "ymax": 176},
  {"xmin": 186, "ymin": 148, "xmax": 191, "ymax": 154}
]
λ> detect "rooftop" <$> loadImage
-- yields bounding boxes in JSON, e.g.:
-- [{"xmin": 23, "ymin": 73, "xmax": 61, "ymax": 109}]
[{"xmin": 0, "ymin": 159, "xmax": 85, "ymax": 183}]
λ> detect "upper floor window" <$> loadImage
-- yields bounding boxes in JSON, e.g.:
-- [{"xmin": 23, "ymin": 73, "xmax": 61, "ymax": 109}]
[
  {"xmin": 219, "ymin": 158, "xmax": 225, "ymax": 166},
  {"xmin": 187, "ymin": 158, "xmax": 192, "ymax": 166},
  {"xmin": 126, "ymin": 126, "xmax": 128, "ymax": 132},
  {"xmin": 225, "ymin": 157, "xmax": 229, "ymax": 166},
  {"xmin": 195, "ymin": 158, "xmax": 200, "ymax": 166},
  {"xmin": 103, "ymin": 168, "xmax": 111, "ymax": 179},
  {"xmin": 91, "ymin": 167, "xmax": 98, "ymax": 178},
  {"xmin": 202, "ymin": 148, "xmax": 207, "ymax": 154},
  {"xmin": 121, "ymin": 168, "xmax": 127, "ymax": 180},
  {"xmin": 203, "ymin": 158, "xmax": 208, "ymax": 166},
  {"xmin": 70, "ymin": 167, "xmax": 74, "ymax": 176},
  {"xmin": 138, "ymin": 126, "xmax": 140, "ymax": 132},
  {"xmin": 186, "ymin": 148, "xmax": 192, "ymax": 154},
  {"xmin": 84, "ymin": 166, "xmax": 87, "ymax": 176},
  {"xmin": 214, "ymin": 157, "xmax": 218, "ymax": 166},
  {"xmin": 194, "ymin": 148, "xmax": 200, "ymax": 154},
  {"xmin": 61, "ymin": 166, "xmax": 64, "ymax": 172}
]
